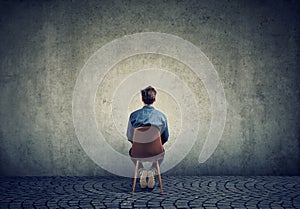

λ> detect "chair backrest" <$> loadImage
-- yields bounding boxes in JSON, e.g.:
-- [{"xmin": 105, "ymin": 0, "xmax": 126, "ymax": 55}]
[{"xmin": 131, "ymin": 126, "xmax": 164, "ymax": 160}]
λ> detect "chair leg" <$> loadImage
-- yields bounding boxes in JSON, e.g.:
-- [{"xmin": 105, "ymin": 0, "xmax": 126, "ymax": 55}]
[
  {"xmin": 132, "ymin": 160, "xmax": 139, "ymax": 194},
  {"xmin": 156, "ymin": 161, "xmax": 163, "ymax": 193}
]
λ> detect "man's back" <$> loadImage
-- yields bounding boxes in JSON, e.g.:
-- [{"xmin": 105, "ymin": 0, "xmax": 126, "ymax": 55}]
[{"xmin": 127, "ymin": 106, "xmax": 169, "ymax": 145}]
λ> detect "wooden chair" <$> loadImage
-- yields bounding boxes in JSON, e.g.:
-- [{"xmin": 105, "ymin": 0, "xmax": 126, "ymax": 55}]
[{"xmin": 131, "ymin": 126, "xmax": 164, "ymax": 194}]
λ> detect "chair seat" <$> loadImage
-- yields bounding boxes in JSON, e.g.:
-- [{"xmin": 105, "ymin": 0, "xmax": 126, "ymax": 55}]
[{"xmin": 131, "ymin": 151, "xmax": 165, "ymax": 162}]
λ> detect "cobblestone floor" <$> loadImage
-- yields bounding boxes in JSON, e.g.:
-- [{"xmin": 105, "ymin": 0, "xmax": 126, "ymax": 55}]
[{"xmin": 0, "ymin": 176, "xmax": 299, "ymax": 209}]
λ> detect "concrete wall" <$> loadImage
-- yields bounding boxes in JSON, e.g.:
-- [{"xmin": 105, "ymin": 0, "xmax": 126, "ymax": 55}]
[{"xmin": 0, "ymin": 0, "xmax": 299, "ymax": 176}]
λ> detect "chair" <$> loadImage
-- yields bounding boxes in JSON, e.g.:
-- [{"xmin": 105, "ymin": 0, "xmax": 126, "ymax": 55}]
[{"xmin": 131, "ymin": 126, "xmax": 164, "ymax": 193}]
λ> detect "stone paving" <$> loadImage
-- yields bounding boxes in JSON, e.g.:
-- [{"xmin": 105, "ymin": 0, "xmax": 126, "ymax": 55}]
[{"xmin": 0, "ymin": 176, "xmax": 299, "ymax": 209}]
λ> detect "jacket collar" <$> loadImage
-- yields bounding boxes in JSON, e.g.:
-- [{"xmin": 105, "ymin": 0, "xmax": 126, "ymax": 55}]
[{"xmin": 143, "ymin": 105, "xmax": 154, "ymax": 109}]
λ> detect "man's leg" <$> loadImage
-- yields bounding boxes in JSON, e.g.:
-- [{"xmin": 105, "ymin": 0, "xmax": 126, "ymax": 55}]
[
  {"xmin": 129, "ymin": 148, "xmax": 147, "ymax": 188},
  {"xmin": 148, "ymin": 156, "xmax": 164, "ymax": 189},
  {"xmin": 150, "ymin": 158, "xmax": 163, "ymax": 170}
]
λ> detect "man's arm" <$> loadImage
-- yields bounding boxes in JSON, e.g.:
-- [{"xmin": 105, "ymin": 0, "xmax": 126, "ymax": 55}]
[
  {"xmin": 126, "ymin": 117, "xmax": 134, "ymax": 143},
  {"xmin": 161, "ymin": 119, "xmax": 169, "ymax": 145}
]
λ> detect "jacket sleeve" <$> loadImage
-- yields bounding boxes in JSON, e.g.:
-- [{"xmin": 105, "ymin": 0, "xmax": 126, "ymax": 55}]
[
  {"xmin": 126, "ymin": 116, "xmax": 134, "ymax": 143},
  {"xmin": 161, "ymin": 118, "xmax": 169, "ymax": 145}
]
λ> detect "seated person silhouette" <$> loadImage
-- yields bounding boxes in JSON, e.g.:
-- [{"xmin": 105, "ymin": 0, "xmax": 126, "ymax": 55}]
[{"xmin": 126, "ymin": 86, "xmax": 169, "ymax": 189}]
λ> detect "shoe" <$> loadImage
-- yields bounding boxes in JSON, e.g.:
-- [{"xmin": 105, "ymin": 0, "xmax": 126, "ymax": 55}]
[
  {"xmin": 139, "ymin": 169, "xmax": 147, "ymax": 189},
  {"xmin": 147, "ymin": 169, "xmax": 156, "ymax": 189}
]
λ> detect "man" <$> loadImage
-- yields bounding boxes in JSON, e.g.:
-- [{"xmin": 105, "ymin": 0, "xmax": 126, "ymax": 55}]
[{"xmin": 126, "ymin": 86, "xmax": 169, "ymax": 189}]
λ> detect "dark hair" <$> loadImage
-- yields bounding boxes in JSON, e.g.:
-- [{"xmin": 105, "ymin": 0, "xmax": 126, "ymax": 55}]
[{"xmin": 141, "ymin": 86, "xmax": 157, "ymax": 105}]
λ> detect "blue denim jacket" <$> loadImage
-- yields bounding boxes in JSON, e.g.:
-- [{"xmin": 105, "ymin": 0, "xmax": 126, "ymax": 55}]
[{"xmin": 126, "ymin": 106, "xmax": 169, "ymax": 144}]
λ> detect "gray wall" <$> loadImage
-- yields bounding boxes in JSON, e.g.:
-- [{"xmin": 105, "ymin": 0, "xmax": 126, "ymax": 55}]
[{"xmin": 0, "ymin": 0, "xmax": 299, "ymax": 176}]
